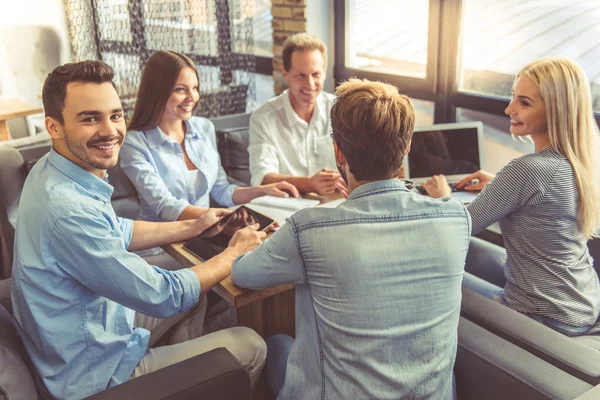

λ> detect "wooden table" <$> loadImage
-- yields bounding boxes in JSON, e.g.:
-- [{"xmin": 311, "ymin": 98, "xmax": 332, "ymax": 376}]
[
  {"xmin": 163, "ymin": 237, "xmax": 296, "ymax": 339},
  {"xmin": 0, "ymin": 98, "xmax": 44, "ymax": 141}
]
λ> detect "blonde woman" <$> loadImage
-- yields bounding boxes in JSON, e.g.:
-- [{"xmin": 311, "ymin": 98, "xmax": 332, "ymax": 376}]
[{"xmin": 424, "ymin": 57, "xmax": 600, "ymax": 336}]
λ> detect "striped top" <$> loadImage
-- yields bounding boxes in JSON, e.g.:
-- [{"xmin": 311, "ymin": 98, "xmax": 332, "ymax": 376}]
[{"xmin": 468, "ymin": 147, "xmax": 600, "ymax": 327}]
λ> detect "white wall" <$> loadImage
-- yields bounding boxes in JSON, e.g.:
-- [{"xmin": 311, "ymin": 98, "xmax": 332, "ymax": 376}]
[
  {"xmin": 0, "ymin": 0, "xmax": 72, "ymax": 137},
  {"xmin": 306, "ymin": 0, "xmax": 335, "ymax": 93}
]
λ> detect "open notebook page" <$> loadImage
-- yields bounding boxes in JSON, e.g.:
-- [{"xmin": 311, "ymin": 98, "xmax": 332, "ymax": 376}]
[{"xmin": 249, "ymin": 195, "xmax": 320, "ymax": 211}]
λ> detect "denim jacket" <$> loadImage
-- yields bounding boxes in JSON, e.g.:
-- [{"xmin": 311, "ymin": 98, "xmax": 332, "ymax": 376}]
[{"xmin": 232, "ymin": 179, "xmax": 471, "ymax": 400}]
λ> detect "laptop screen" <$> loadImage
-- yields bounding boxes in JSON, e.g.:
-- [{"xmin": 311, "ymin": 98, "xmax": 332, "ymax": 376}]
[{"xmin": 405, "ymin": 122, "xmax": 483, "ymax": 181}]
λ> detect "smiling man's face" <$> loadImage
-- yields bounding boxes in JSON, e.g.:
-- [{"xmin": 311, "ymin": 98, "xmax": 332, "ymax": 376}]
[
  {"xmin": 47, "ymin": 81, "xmax": 125, "ymax": 177},
  {"xmin": 283, "ymin": 49, "xmax": 326, "ymax": 111}
]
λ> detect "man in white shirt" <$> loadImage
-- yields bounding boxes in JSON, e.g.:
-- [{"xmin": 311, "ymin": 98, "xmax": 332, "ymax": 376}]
[{"xmin": 249, "ymin": 33, "xmax": 348, "ymax": 196}]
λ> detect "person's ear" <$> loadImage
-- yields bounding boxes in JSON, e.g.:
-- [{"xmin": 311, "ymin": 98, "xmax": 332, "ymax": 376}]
[
  {"xmin": 45, "ymin": 116, "xmax": 64, "ymax": 140},
  {"xmin": 405, "ymin": 139, "xmax": 412, "ymax": 156},
  {"xmin": 282, "ymin": 66, "xmax": 289, "ymax": 85},
  {"xmin": 333, "ymin": 141, "xmax": 346, "ymax": 168}
]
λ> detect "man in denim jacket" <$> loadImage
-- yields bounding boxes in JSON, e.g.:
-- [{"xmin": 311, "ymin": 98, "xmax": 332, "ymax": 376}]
[{"xmin": 232, "ymin": 79, "xmax": 471, "ymax": 400}]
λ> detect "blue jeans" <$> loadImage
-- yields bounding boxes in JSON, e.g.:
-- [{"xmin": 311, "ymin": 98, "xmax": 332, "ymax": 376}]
[
  {"xmin": 463, "ymin": 272, "xmax": 597, "ymax": 336},
  {"xmin": 265, "ymin": 334, "xmax": 294, "ymax": 397}
]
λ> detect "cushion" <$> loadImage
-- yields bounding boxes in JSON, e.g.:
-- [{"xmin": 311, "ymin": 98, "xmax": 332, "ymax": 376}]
[
  {"xmin": 216, "ymin": 128, "xmax": 251, "ymax": 186},
  {"xmin": 107, "ymin": 163, "xmax": 141, "ymax": 219},
  {"xmin": 0, "ymin": 305, "xmax": 37, "ymax": 400},
  {"xmin": 106, "ymin": 163, "xmax": 139, "ymax": 201}
]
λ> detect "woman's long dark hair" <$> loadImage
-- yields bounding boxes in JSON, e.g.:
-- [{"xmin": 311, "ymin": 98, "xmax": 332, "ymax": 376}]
[{"xmin": 127, "ymin": 51, "xmax": 199, "ymax": 132}]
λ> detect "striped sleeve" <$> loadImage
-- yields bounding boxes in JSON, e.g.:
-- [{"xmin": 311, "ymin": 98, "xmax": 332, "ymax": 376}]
[{"xmin": 467, "ymin": 154, "xmax": 557, "ymax": 234}]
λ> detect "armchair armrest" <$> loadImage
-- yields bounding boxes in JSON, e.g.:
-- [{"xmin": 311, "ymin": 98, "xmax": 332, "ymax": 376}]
[
  {"xmin": 461, "ymin": 287, "xmax": 600, "ymax": 385},
  {"xmin": 85, "ymin": 347, "xmax": 250, "ymax": 400},
  {"xmin": 575, "ymin": 384, "xmax": 600, "ymax": 400},
  {"xmin": 456, "ymin": 317, "xmax": 593, "ymax": 400},
  {"xmin": 465, "ymin": 236, "xmax": 506, "ymax": 287}
]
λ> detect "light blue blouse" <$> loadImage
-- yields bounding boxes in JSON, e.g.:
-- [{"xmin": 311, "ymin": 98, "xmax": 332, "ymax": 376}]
[{"xmin": 121, "ymin": 117, "xmax": 237, "ymax": 222}]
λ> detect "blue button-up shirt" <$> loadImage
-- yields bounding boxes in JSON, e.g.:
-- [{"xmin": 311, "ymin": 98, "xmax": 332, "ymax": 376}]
[
  {"xmin": 232, "ymin": 179, "xmax": 471, "ymax": 400},
  {"xmin": 11, "ymin": 148, "xmax": 201, "ymax": 399},
  {"xmin": 121, "ymin": 117, "xmax": 237, "ymax": 222}
]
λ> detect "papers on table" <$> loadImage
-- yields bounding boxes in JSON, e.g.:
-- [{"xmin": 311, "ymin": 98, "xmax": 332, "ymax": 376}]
[
  {"xmin": 249, "ymin": 195, "xmax": 320, "ymax": 211},
  {"xmin": 245, "ymin": 195, "xmax": 345, "ymax": 227}
]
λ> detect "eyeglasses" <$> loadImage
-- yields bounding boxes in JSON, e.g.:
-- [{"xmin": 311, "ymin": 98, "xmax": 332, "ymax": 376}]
[{"xmin": 400, "ymin": 180, "xmax": 414, "ymax": 190}]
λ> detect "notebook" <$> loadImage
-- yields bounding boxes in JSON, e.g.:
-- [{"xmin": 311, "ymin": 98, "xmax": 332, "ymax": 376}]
[
  {"xmin": 404, "ymin": 121, "xmax": 484, "ymax": 203},
  {"xmin": 245, "ymin": 195, "xmax": 321, "ymax": 226}
]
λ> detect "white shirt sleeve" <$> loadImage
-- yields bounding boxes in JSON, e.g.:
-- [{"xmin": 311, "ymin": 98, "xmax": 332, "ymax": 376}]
[{"xmin": 248, "ymin": 113, "xmax": 281, "ymax": 186}]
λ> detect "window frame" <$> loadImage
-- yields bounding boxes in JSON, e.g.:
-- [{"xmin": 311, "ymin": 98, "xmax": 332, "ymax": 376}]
[{"xmin": 334, "ymin": 0, "xmax": 600, "ymax": 126}]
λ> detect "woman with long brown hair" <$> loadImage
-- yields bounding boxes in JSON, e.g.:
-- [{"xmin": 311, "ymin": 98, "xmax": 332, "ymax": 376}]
[{"xmin": 121, "ymin": 51, "xmax": 299, "ymax": 224}]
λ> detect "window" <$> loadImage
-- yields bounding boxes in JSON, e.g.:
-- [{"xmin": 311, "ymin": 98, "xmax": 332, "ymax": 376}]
[
  {"xmin": 231, "ymin": 0, "xmax": 273, "ymax": 57},
  {"xmin": 335, "ymin": 0, "xmax": 600, "ymax": 130},
  {"xmin": 413, "ymin": 99, "xmax": 435, "ymax": 127},
  {"xmin": 344, "ymin": 0, "xmax": 429, "ymax": 78},
  {"xmin": 460, "ymin": 0, "xmax": 600, "ymax": 111}
]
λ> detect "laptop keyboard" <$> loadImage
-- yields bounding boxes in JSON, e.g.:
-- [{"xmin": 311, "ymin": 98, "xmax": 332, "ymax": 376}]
[{"xmin": 415, "ymin": 180, "xmax": 478, "ymax": 196}]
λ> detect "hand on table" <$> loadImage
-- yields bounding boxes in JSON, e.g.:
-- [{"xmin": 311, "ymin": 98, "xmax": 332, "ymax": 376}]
[{"xmin": 260, "ymin": 181, "xmax": 300, "ymax": 198}]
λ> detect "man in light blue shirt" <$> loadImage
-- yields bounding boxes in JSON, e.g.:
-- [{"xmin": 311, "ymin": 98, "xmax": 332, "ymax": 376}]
[
  {"xmin": 232, "ymin": 79, "xmax": 471, "ymax": 399},
  {"xmin": 11, "ymin": 60, "xmax": 266, "ymax": 399}
]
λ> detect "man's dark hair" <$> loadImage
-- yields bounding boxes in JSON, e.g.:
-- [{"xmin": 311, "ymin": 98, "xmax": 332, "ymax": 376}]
[{"xmin": 42, "ymin": 60, "xmax": 116, "ymax": 124}]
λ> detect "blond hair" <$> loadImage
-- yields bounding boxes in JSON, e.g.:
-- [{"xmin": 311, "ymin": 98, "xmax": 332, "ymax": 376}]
[
  {"xmin": 282, "ymin": 33, "xmax": 326, "ymax": 72},
  {"xmin": 520, "ymin": 57, "xmax": 600, "ymax": 238},
  {"xmin": 331, "ymin": 78, "xmax": 415, "ymax": 180}
]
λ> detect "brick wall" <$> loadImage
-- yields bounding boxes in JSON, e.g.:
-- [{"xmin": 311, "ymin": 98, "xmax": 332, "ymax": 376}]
[{"xmin": 271, "ymin": 0, "xmax": 307, "ymax": 95}]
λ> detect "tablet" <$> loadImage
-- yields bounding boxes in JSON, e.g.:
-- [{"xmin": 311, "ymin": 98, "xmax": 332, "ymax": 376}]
[{"xmin": 183, "ymin": 205, "xmax": 274, "ymax": 261}]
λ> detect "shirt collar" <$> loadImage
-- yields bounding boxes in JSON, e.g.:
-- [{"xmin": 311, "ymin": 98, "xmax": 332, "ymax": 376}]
[
  {"xmin": 48, "ymin": 147, "xmax": 114, "ymax": 202},
  {"xmin": 282, "ymin": 90, "xmax": 326, "ymax": 128},
  {"xmin": 347, "ymin": 179, "xmax": 410, "ymax": 201},
  {"xmin": 145, "ymin": 120, "xmax": 199, "ymax": 149}
]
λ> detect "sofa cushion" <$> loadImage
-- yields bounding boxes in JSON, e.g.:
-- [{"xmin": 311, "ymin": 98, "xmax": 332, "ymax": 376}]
[
  {"xmin": 106, "ymin": 163, "xmax": 140, "ymax": 219},
  {"xmin": 0, "ymin": 305, "xmax": 38, "ymax": 400},
  {"xmin": 216, "ymin": 127, "xmax": 251, "ymax": 186}
]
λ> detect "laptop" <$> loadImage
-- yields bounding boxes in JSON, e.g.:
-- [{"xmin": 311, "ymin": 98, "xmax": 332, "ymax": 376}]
[{"xmin": 404, "ymin": 121, "xmax": 484, "ymax": 204}]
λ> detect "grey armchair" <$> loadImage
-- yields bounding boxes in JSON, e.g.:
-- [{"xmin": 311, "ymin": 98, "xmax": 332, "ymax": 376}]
[
  {"xmin": 455, "ymin": 317, "xmax": 599, "ymax": 400},
  {"xmin": 0, "ymin": 145, "xmax": 26, "ymax": 276},
  {"xmin": 0, "ymin": 278, "xmax": 251, "ymax": 400},
  {"xmin": 462, "ymin": 237, "xmax": 600, "ymax": 386},
  {"xmin": 213, "ymin": 113, "xmax": 251, "ymax": 186}
]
